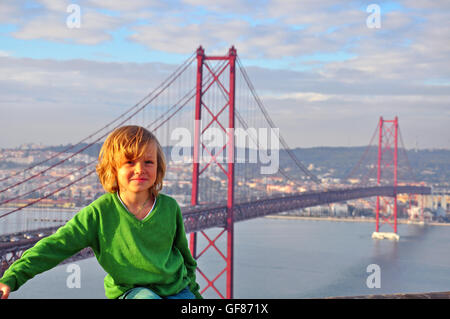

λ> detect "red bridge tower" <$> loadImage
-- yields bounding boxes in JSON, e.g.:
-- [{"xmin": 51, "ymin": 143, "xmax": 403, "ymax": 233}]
[
  {"xmin": 372, "ymin": 116, "xmax": 400, "ymax": 240},
  {"xmin": 189, "ymin": 46, "xmax": 237, "ymax": 298}
]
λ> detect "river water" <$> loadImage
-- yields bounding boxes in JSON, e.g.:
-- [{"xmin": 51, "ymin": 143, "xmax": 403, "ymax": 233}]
[{"xmin": 6, "ymin": 215, "xmax": 450, "ymax": 299}]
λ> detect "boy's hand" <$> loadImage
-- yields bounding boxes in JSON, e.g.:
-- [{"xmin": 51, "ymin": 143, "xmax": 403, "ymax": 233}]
[{"xmin": 0, "ymin": 283, "xmax": 10, "ymax": 299}]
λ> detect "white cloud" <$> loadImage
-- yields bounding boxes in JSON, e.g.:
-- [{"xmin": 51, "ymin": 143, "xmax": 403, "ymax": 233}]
[
  {"xmin": 269, "ymin": 92, "xmax": 331, "ymax": 102},
  {"xmin": 11, "ymin": 8, "xmax": 126, "ymax": 44},
  {"xmin": 35, "ymin": 0, "xmax": 71, "ymax": 12},
  {"xmin": 181, "ymin": 0, "xmax": 264, "ymax": 14},
  {"xmin": 0, "ymin": 50, "xmax": 11, "ymax": 57},
  {"xmin": 0, "ymin": 2, "xmax": 27, "ymax": 24},
  {"xmin": 85, "ymin": 0, "xmax": 163, "ymax": 11}
]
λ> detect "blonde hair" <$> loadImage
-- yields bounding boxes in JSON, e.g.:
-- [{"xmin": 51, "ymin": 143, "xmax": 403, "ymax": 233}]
[{"xmin": 96, "ymin": 125, "xmax": 166, "ymax": 198}]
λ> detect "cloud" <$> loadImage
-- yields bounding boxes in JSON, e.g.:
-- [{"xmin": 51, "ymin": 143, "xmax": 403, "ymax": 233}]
[
  {"xmin": 269, "ymin": 92, "xmax": 331, "ymax": 102},
  {"xmin": 4, "ymin": 1, "xmax": 155, "ymax": 45},
  {"xmin": 2, "ymin": 52, "xmax": 448, "ymax": 150},
  {"xmin": 0, "ymin": 56, "xmax": 180, "ymax": 147},
  {"xmin": 0, "ymin": 50, "xmax": 11, "ymax": 57},
  {"xmin": 1, "ymin": 0, "xmax": 449, "ymax": 150},
  {"xmin": 128, "ymin": 16, "xmax": 345, "ymax": 59},
  {"xmin": 11, "ymin": 8, "xmax": 125, "ymax": 45},
  {"xmin": 84, "ymin": 0, "xmax": 161, "ymax": 11},
  {"xmin": 0, "ymin": 2, "xmax": 26, "ymax": 22}
]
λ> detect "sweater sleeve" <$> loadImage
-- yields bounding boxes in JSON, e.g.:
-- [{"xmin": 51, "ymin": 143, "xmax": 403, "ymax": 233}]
[
  {"xmin": 0, "ymin": 206, "xmax": 98, "ymax": 292},
  {"xmin": 173, "ymin": 203, "xmax": 202, "ymax": 299}
]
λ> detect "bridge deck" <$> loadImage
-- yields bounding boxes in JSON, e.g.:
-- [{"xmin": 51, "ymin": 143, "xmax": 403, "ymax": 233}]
[
  {"xmin": 1, "ymin": 185, "xmax": 431, "ymax": 276},
  {"xmin": 182, "ymin": 185, "xmax": 431, "ymax": 233}
]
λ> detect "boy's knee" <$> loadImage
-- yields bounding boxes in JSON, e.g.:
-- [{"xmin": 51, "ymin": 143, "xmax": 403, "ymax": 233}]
[{"xmin": 121, "ymin": 287, "xmax": 162, "ymax": 299}]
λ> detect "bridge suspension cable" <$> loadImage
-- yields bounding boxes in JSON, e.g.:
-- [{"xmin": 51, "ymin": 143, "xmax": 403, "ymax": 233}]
[
  {"xmin": 0, "ymin": 52, "xmax": 197, "ymax": 194},
  {"xmin": 343, "ymin": 120, "xmax": 380, "ymax": 184},
  {"xmin": 236, "ymin": 57, "xmax": 320, "ymax": 184},
  {"xmin": 234, "ymin": 110, "xmax": 307, "ymax": 188},
  {"xmin": 202, "ymin": 60, "xmax": 309, "ymax": 189},
  {"xmin": 0, "ymin": 160, "xmax": 97, "ymax": 207},
  {"xmin": 148, "ymin": 59, "xmax": 229, "ymax": 133},
  {"xmin": 1, "ymin": 48, "xmax": 329, "ymax": 220},
  {"xmin": 398, "ymin": 127, "xmax": 419, "ymax": 182},
  {"xmin": 0, "ymin": 53, "xmax": 228, "ymax": 217},
  {"xmin": 0, "ymin": 169, "xmax": 97, "ymax": 219},
  {"xmin": 344, "ymin": 119, "xmax": 419, "ymax": 187}
]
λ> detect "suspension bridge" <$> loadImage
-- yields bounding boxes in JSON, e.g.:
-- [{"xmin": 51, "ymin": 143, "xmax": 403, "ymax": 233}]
[{"xmin": 0, "ymin": 46, "xmax": 430, "ymax": 299}]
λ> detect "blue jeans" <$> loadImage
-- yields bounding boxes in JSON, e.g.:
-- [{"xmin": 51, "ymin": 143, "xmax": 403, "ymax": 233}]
[{"xmin": 119, "ymin": 287, "xmax": 195, "ymax": 299}]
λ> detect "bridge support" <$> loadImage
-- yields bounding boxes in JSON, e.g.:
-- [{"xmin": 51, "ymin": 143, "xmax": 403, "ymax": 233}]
[
  {"xmin": 374, "ymin": 116, "xmax": 399, "ymax": 240},
  {"xmin": 189, "ymin": 46, "xmax": 236, "ymax": 299},
  {"xmin": 371, "ymin": 231, "xmax": 400, "ymax": 241}
]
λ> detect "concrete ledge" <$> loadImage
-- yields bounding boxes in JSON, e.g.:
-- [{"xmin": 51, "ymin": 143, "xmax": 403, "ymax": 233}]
[{"xmin": 327, "ymin": 291, "xmax": 450, "ymax": 299}]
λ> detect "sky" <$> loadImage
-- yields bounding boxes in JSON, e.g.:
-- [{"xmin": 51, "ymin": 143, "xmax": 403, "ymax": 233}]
[{"xmin": 0, "ymin": 0, "xmax": 449, "ymax": 150}]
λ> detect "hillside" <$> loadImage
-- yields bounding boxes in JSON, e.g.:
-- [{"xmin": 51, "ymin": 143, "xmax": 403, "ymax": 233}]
[{"xmin": 2, "ymin": 144, "xmax": 449, "ymax": 185}]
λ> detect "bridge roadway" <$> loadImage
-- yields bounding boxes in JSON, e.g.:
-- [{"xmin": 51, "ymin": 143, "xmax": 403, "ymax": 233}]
[{"xmin": 1, "ymin": 185, "xmax": 431, "ymax": 275}]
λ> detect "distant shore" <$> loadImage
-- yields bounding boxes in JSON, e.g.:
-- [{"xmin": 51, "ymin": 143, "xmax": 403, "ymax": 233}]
[{"xmin": 265, "ymin": 215, "xmax": 450, "ymax": 226}]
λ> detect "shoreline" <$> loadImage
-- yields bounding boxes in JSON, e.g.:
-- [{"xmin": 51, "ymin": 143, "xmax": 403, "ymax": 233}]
[{"xmin": 265, "ymin": 215, "xmax": 450, "ymax": 226}]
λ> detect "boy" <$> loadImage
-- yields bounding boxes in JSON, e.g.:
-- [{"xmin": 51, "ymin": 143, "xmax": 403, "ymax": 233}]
[{"xmin": 0, "ymin": 125, "xmax": 201, "ymax": 299}]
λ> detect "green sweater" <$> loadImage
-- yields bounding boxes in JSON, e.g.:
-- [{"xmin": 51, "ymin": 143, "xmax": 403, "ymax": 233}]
[{"xmin": 0, "ymin": 192, "xmax": 202, "ymax": 299}]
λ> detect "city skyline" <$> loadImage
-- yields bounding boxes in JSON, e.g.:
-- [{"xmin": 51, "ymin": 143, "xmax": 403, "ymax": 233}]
[{"xmin": 0, "ymin": 1, "xmax": 449, "ymax": 150}]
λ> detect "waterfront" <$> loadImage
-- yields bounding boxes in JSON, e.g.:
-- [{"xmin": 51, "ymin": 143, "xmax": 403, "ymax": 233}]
[{"xmin": 7, "ymin": 216, "xmax": 450, "ymax": 299}]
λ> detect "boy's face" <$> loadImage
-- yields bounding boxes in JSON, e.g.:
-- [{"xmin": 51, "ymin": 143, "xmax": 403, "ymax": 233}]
[{"xmin": 116, "ymin": 142, "xmax": 158, "ymax": 197}]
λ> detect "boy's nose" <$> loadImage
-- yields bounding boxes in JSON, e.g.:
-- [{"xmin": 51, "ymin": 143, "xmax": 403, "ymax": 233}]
[{"xmin": 134, "ymin": 162, "xmax": 144, "ymax": 173}]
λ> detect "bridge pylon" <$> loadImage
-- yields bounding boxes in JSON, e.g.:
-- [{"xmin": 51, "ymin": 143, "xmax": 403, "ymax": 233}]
[
  {"xmin": 189, "ymin": 46, "xmax": 236, "ymax": 299},
  {"xmin": 372, "ymin": 116, "xmax": 400, "ymax": 241}
]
